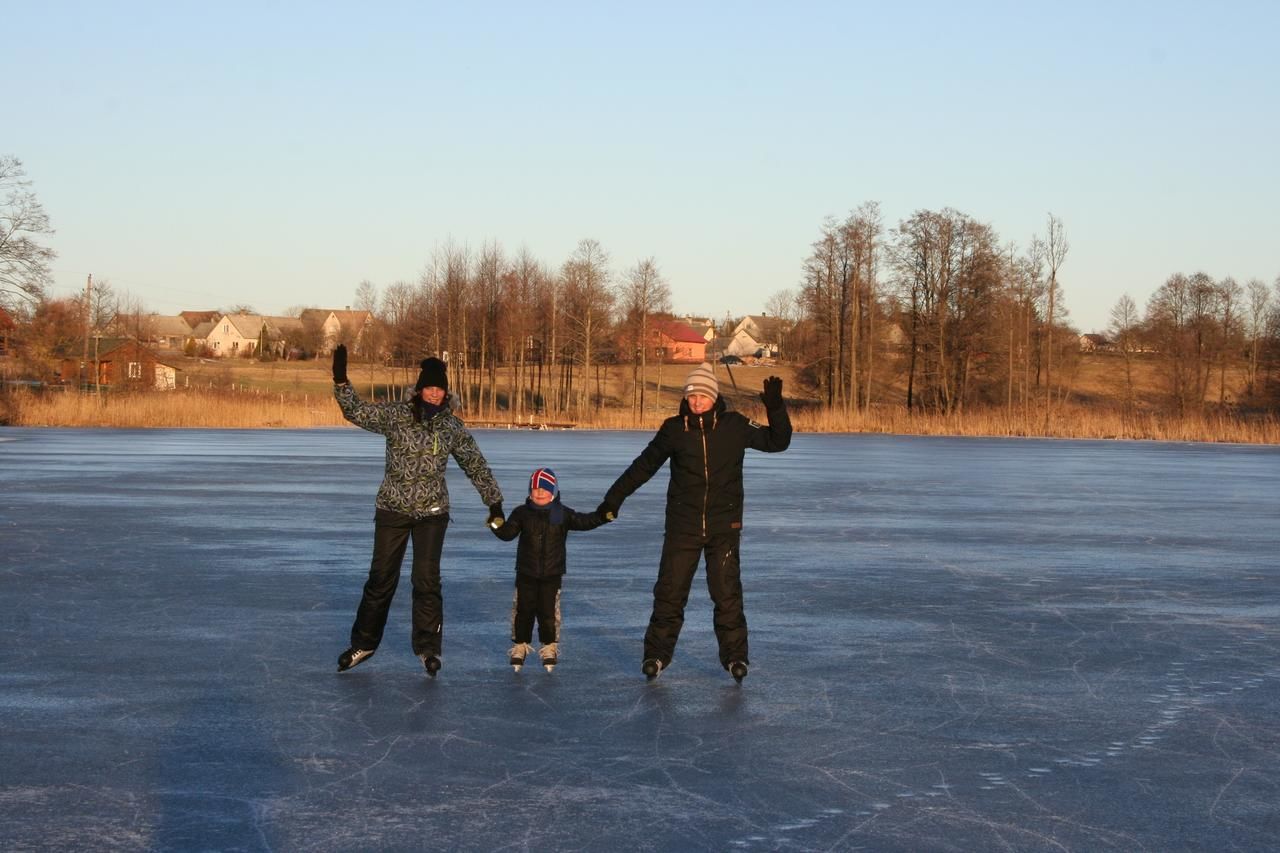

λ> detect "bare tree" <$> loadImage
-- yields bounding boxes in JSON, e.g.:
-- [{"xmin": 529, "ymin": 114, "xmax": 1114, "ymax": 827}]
[
  {"xmin": 621, "ymin": 257, "xmax": 671, "ymax": 415},
  {"xmin": 801, "ymin": 217, "xmax": 842, "ymax": 405},
  {"xmin": 354, "ymin": 279, "xmax": 380, "ymax": 397},
  {"xmin": 1216, "ymin": 277, "xmax": 1241, "ymax": 405},
  {"xmin": 0, "ymin": 156, "xmax": 56, "ymax": 311},
  {"xmin": 1245, "ymin": 278, "xmax": 1270, "ymax": 397},
  {"xmin": 840, "ymin": 202, "xmax": 882, "ymax": 412},
  {"xmin": 765, "ymin": 287, "xmax": 799, "ymax": 381},
  {"xmin": 560, "ymin": 239, "xmax": 614, "ymax": 414},
  {"xmin": 112, "ymin": 291, "xmax": 151, "ymax": 343},
  {"xmin": 764, "ymin": 289, "xmax": 794, "ymax": 321},
  {"xmin": 1040, "ymin": 213, "xmax": 1069, "ymax": 420},
  {"xmin": 1146, "ymin": 273, "xmax": 1196, "ymax": 415},
  {"xmin": 1109, "ymin": 293, "xmax": 1141, "ymax": 417},
  {"xmin": 473, "ymin": 241, "xmax": 506, "ymax": 418},
  {"xmin": 380, "ymin": 280, "xmax": 417, "ymax": 386},
  {"xmin": 889, "ymin": 208, "xmax": 1001, "ymax": 413}
]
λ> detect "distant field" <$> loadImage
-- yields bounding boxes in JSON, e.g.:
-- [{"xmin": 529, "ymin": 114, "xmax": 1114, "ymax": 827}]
[{"xmin": 6, "ymin": 352, "xmax": 1277, "ymax": 443}]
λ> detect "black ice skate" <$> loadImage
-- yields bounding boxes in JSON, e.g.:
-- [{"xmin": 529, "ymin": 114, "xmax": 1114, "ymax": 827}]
[
  {"xmin": 728, "ymin": 661, "xmax": 748, "ymax": 683},
  {"xmin": 337, "ymin": 647, "xmax": 375, "ymax": 672},
  {"xmin": 539, "ymin": 642, "xmax": 558, "ymax": 673},
  {"xmin": 642, "ymin": 658, "xmax": 664, "ymax": 680},
  {"xmin": 421, "ymin": 655, "xmax": 441, "ymax": 677},
  {"xmin": 509, "ymin": 642, "xmax": 533, "ymax": 672}
]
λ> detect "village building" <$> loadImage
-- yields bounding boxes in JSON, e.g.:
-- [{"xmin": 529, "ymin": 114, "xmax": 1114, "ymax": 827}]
[
  {"xmin": 724, "ymin": 314, "xmax": 790, "ymax": 359},
  {"xmin": 650, "ymin": 319, "xmax": 708, "ymax": 363},
  {"xmin": 180, "ymin": 310, "xmax": 220, "ymax": 329},
  {"xmin": 1079, "ymin": 333, "xmax": 1112, "ymax": 353},
  {"xmin": 679, "ymin": 316, "xmax": 718, "ymax": 343},
  {"xmin": 205, "ymin": 313, "xmax": 275, "ymax": 357},
  {"xmin": 299, "ymin": 309, "xmax": 374, "ymax": 356},
  {"xmin": 143, "ymin": 314, "xmax": 195, "ymax": 350},
  {"xmin": 188, "ymin": 320, "xmax": 215, "ymax": 353},
  {"xmin": 59, "ymin": 338, "xmax": 180, "ymax": 390}
]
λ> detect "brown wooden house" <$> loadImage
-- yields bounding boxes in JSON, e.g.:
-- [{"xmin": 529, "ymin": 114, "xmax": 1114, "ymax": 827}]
[{"xmin": 60, "ymin": 338, "xmax": 180, "ymax": 390}]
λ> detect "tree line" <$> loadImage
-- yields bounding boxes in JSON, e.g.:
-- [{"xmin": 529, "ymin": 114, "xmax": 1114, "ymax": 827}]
[
  {"xmin": 785, "ymin": 202, "xmax": 1280, "ymax": 418},
  {"xmin": 5, "ymin": 153, "xmax": 1280, "ymax": 421}
]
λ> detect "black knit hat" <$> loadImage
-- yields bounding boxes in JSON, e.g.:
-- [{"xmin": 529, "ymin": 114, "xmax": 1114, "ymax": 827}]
[{"xmin": 415, "ymin": 357, "xmax": 448, "ymax": 392}]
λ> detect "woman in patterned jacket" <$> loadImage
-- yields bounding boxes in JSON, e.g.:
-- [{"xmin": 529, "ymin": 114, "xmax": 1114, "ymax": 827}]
[{"xmin": 331, "ymin": 345, "xmax": 504, "ymax": 677}]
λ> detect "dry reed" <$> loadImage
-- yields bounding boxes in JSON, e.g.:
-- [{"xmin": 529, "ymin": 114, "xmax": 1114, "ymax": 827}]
[
  {"xmin": 9, "ymin": 388, "xmax": 347, "ymax": 429},
  {"xmin": 7, "ymin": 388, "xmax": 1278, "ymax": 445}
]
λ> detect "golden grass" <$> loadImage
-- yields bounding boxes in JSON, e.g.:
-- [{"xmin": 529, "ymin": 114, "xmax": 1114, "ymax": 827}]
[
  {"xmin": 9, "ymin": 388, "xmax": 348, "ymax": 429},
  {"xmin": 8, "ymin": 387, "xmax": 1278, "ymax": 444},
  {"xmin": 787, "ymin": 404, "xmax": 1280, "ymax": 444},
  {"xmin": 6, "ymin": 352, "xmax": 1277, "ymax": 443}
]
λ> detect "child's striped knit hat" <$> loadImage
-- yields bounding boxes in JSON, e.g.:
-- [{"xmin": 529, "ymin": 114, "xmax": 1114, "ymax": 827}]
[{"xmin": 529, "ymin": 467, "xmax": 558, "ymax": 497}]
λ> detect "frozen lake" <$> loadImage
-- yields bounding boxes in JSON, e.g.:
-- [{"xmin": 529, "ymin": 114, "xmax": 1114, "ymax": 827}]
[{"xmin": 1, "ymin": 426, "xmax": 1278, "ymax": 851}]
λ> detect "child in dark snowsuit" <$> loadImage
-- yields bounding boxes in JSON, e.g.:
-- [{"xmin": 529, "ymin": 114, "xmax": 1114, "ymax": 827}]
[{"xmin": 490, "ymin": 468, "xmax": 611, "ymax": 671}]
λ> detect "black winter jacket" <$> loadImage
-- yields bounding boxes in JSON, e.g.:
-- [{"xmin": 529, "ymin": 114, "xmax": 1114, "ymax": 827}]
[
  {"xmin": 604, "ymin": 395, "xmax": 791, "ymax": 537},
  {"xmin": 492, "ymin": 499, "xmax": 609, "ymax": 579}
]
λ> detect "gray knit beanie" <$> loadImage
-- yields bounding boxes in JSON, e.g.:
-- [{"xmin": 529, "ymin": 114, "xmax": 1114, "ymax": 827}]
[{"xmin": 683, "ymin": 363, "xmax": 719, "ymax": 400}]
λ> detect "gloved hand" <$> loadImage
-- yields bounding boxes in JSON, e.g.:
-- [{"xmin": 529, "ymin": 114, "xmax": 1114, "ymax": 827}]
[
  {"xmin": 596, "ymin": 500, "xmax": 618, "ymax": 522},
  {"xmin": 332, "ymin": 344, "xmax": 349, "ymax": 385},
  {"xmin": 761, "ymin": 375, "xmax": 784, "ymax": 409},
  {"xmin": 487, "ymin": 502, "xmax": 505, "ymax": 529}
]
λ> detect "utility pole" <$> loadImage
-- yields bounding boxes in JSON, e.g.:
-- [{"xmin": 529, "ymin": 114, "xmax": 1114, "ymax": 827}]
[{"xmin": 81, "ymin": 274, "xmax": 92, "ymax": 390}]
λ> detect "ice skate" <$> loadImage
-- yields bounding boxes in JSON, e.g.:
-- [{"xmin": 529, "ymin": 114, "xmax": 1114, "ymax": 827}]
[
  {"xmin": 538, "ymin": 642, "xmax": 558, "ymax": 672},
  {"xmin": 509, "ymin": 642, "xmax": 533, "ymax": 672},
  {"xmin": 421, "ymin": 654, "xmax": 441, "ymax": 677},
  {"xmin": 642, "ymin": 658, "xmax": 664, "ymax": 680},
  {"xmin": 728, "ymin": 660, "xmax": 748, "ymax": 683},
  {"xmin": 337, "ymin": 647, "xmax": 375, "ymax": 673}
]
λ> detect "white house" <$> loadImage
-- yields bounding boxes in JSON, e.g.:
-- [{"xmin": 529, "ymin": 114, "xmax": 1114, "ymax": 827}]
[
  {"xmin": 205, "ymin": 314, "xmax": 272, "ymax": 357},
  {"xmin": 725, "ymin": 314, "xmax": 790, "ymax": 359}
]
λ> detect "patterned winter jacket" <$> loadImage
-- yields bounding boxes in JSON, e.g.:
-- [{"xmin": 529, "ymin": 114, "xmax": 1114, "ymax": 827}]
[{"xmin": 335, "ymin": 383, "xmax": 503, "ymax": 519}]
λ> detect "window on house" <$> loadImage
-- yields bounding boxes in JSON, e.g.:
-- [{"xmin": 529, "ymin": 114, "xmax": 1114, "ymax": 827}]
[
  {"xmin": 213, "ymin": 341, "xmax": 220, "ymax": 350},
  {"xmin": 128, "ymin": 362, "xmax": 142, "ymax": 379},
  {"xmin": 223, "ymin": 324, "xmax": 229, "ymax": 333},
  {"xmin": 232, "ymin": 341, "xmax": 239, "ymax": 352}
]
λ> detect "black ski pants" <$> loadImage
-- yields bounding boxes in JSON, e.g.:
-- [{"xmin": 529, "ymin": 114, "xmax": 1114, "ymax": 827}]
[
  {"xmin": 511, "ymin": 574, "xmax": 562, "ymax": 646},
  {"xmin": 350, "ymin": 509, "xmax": 448, "ymax": 658},
  {"xmin": 644, "ymin": 528, "xmax": 747, "ymax": 668}
]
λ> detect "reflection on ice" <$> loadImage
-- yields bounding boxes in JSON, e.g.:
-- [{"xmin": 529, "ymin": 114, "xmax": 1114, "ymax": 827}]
[{"xmin": 1, "ymin": 428, "xmax": 1278, "ymax": 850}]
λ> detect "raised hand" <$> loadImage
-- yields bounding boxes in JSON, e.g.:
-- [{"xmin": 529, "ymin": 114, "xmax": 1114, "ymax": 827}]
[
  {"xmin": 332, "ymin": 344, "xmax": 349, "ymax": 385},
  {"xmin": 761, "ymin": 375, "xmax": 784, "ymax": 409}
]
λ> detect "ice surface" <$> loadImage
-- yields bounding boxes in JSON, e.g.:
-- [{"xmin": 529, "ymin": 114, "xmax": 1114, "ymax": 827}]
[{"xmin": 1, "ymin": 427, "xmax": 1278, "ymax": 851}]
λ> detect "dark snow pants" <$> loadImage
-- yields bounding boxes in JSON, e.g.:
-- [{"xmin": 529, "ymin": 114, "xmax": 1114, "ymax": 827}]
[
  {"xmin": 644, "ymin": 528, "xmax": 747, "ymax": 668},
  {"xmin": 511, "ymin": 574, "xmax": 562, "ymax": 646},
  {"xmin": 350, "ymin": 509, "xmax": 448, "ymax": 658}
]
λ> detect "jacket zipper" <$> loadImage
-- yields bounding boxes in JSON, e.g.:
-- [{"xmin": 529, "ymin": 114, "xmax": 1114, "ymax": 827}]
[{"xmin": 700, "ymin": 424, "xmax": 709, "ymax": 537}]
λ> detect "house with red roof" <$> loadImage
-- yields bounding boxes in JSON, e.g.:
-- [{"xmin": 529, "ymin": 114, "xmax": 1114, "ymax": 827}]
[{"xmin": 650, "ymin": 319, "xmax": 708, "ymax": 364}]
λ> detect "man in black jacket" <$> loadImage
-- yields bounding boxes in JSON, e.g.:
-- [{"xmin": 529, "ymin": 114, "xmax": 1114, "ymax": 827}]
[{"xmin": 598, "ymin": 363, "xmax": 791, "ymax": 682}]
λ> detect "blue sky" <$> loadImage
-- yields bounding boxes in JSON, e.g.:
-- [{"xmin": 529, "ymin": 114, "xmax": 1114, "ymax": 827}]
[{"xmin": 6, "ymin": 1, "xmax": 1277, "ymax": 332}]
